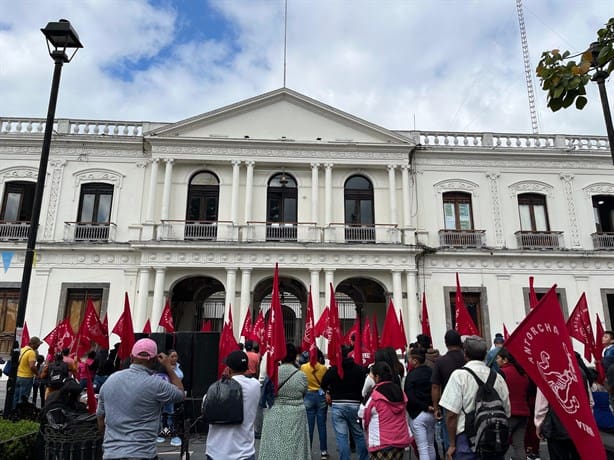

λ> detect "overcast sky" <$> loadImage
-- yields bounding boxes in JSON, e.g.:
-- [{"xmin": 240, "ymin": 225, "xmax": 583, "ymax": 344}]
[{"xmin": 1, "ymin": 0, "xmax": 612, "ymax": 136}]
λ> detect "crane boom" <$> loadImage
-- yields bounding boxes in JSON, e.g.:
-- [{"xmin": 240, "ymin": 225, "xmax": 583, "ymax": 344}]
[{"xmin": 516, "ymin": 0, "xmax": 539, "ymax": 134}]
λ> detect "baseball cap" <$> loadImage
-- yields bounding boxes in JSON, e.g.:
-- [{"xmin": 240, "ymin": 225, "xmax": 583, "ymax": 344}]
[
  {"xmin": 131, "ymin": 338, "xmax": 158, "ymax": 358},
  {"xmin": 225, "ymin": 350, "xmax": 248, "ymax": 372},
  {"xmin": 493, "ymin": 333, "xmax": 504, "ymax": 344}
]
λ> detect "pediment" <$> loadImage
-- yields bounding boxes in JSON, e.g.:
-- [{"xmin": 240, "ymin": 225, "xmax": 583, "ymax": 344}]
[{"xmin": 147, "ymin": 88, "xmax": 410, "ymax": 145}]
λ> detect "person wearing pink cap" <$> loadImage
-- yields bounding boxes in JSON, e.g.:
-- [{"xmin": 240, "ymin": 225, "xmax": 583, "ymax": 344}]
[{"xmin": 96, "ymin": 338, "xmax": 184, "ymax": 459}]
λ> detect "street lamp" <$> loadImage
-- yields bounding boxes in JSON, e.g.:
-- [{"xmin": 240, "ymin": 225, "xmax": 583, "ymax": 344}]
[
  {"xmin": 590, "ymin": 41, "xmax": 614, "ymax": 165},
  {"xmin": 3, "ymin": 19, "xmax": 82, "ymax": 416}
]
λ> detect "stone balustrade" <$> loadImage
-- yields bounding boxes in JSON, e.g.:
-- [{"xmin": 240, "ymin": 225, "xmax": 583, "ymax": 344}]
[{"xmin": 1, "ymin": 117, "xmax": 143, "ymax": 136}]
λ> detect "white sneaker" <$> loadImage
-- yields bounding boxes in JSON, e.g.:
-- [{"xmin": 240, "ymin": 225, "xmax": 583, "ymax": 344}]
[
  {"xmin": 156, "ymin": 436, "xmax": 165, "ymax": 443},
  {"xmin": 170, "ymin": 436, "xmax": 181, "ymax": 447}
]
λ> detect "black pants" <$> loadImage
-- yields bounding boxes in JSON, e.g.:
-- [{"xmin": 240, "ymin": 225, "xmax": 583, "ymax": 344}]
[{"xmin": 547, "ymin": 438, "xmax": 580, "ymax": 460}]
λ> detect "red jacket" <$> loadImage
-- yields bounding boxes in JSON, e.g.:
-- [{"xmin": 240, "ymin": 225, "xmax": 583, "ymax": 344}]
[
  {"xmin": 500, "ymin": 363, "xmax": 530, "ymax": 416},
  {"xmin": 359, "ymin": 382, "xmax": 412, "ymax": 452}
]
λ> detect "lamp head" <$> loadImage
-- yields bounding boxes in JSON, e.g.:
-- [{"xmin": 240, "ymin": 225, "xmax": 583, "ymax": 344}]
[{"xmin": 41, "ymin": 19, "xmax": 83, "ymax": 62}]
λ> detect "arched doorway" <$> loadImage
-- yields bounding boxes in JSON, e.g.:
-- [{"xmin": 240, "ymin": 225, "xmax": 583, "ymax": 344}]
[
  {"xmin": 252, "ymin": 276, "xmax": 308, "ymax": 345},
  {"xmin": 171, "ymin": 276, "xmax": 225, "ymax": 331},
  {"xmin": 336, "ymin": 277, "xmax": 388, "ymax": 337}
]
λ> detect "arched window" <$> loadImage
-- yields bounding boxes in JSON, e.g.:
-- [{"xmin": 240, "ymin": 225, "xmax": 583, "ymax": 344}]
[
  {"xmin": 344, "ymin": 175, "xmax": 374, "ymax": 241},
  {"xmin": 185, "ymin": 171, "xmax": 219, "ymax": 240},
  {"xmin": 442, "ymin": 191, "xmax": 473, "ymax": 230},
  {"xmin": 266, "ymin": 172, "xmax": 297, "ymax": 241}
]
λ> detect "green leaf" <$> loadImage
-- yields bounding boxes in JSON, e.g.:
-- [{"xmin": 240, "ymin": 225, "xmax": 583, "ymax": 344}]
[
  {"xmin": 549, "ymin": 98, "xmax": 563, "ymax": 112},
  {"xmin": 576, "ymin": 96, "xmax": 588, "ymax": 110}
]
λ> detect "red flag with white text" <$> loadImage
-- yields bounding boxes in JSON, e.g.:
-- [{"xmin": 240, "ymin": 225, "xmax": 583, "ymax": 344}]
[
  {"xmin": 566, "ymin": 293, "xmax": 596, "ymax": 361},
  {"xmin": 81, "ymin": 299, "xmax": 108, "ymax": 349},
  {"xmin": 362, "ymin": 317, "xmax": 374, "ymax": 366},
  {"xmin": 328, "ymin": 283, "xmax": 343, "ymax": 379},
  {"xmin": 505, "ymin": 286, "xmax": 605, "ymax": 460},
  {"xmin": 421, "ymin": 293, "xmax": 432, "ymax": 338},
  {"xmin": 301, "ymin": 288, "xmax": 317, "ymax": 367},
  {"xmin": 240, "ymin": 309, "xmax": 253, "ymax": 340},
  {"xmin": 455, "ymin": 273, "xmax": 479, "ymax": 336},
  {"xmin": 252, "ymin": 310, "xmax": 265, "ymax": 345},
  {"xmin": 265, "ymin": 264, "xmax": 287, "ymax": 391},
  {"xmin": 159, "ymin": 298, "xmax": 175, "ymax": 333},
  {"xmin": 43, "ymin": 319, "xmax": 75, "ymax": 356},
  {"xmin": 111, "ymin": 292, "xmax": 136, "ymax": 361}
]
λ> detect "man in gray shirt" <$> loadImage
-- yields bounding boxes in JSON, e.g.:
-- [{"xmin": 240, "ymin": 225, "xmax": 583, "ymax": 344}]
[{"xmin": 97, "ymin": 338, "xmax": 184, "ymax": 459}]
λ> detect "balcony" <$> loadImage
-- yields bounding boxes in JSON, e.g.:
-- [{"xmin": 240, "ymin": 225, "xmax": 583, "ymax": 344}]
[
  {"xmin": 159, "ymin": 220, "xmax": 237, "ymax": 242},
  {"xmin": 244, "ymin": 222, "xmax": 319, "ymax": 243},
  {"xmin": 325, "ymin": 223, "xmax": 400, "ymax": 244},
  {"xmin": 592, "ymin": 232, "xmax": 614, "ymax": 250},
  {"xmin": 64, "ymin": 222, "xmax": 116, "ymax": 242},
  {"xmin": 0, "ymin": 221, "xmax": 30, "ymax": 241},
  {"xmin": 515, "ymin": 231, "xmax": 563, "ymax": 249},
  {"xmin": 439, "ymin": 229, "xmax": 485, "ymax": 248}
]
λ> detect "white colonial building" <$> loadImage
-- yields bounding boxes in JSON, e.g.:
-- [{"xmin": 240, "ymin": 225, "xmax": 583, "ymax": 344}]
[{"xmin": 1, "ymin": 88, "xmax": 613, "ymax": 355}]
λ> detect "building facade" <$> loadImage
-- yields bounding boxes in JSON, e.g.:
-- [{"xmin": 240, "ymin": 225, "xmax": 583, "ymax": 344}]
[{"xmin": 0, "ymin": 88, "xmax": 613, "ymax": 354}]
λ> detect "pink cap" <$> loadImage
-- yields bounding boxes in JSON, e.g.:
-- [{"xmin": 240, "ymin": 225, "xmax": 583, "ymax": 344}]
[{"xmin": 131, "ymin": 338, "xmax": 158, "ymax": 358}]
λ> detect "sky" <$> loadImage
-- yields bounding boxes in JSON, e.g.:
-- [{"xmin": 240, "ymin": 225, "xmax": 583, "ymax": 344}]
[{"xmin": 0, "ymin": 0, "xmax": 612, "ymax": 136}]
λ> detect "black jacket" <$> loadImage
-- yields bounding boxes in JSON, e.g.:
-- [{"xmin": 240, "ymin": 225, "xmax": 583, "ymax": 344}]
[
  {"xmin": 404, "ymin": 364, "xmax": 433, "ymax": 419},
  {"xmin": 321, "ymin": 357, "xmax": 367, "ymax": 403}
]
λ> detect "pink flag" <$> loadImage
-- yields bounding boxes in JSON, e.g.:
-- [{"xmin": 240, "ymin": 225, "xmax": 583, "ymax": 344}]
[
  {"xmin": 506, "ymin": 286, "xmax": 605, "ymax": 460},
  {"xmin": 143, "ymin": 319, "xmax": 152, "ymax": 334},
  {"xmin": 314, "ymin": 307, "xmax": 330, "ymax": 339},
  {"xmin": 328, "ymin": 283, "xmax": 343, "ymax": 379},
  {"xmin": 529, "ymin": 276, "xmax": 539, "ymax": 309},
  {"xmin": 158, "ymin": 298, "xmax": 175, "ymax": 333},
  {"xmin": 380, "ymin": 300, "xmax": 405, "ymax": 351},
  {"xmin": 265, "ymin": 264, "xmax": 287, "ymax": 391},
  {"xmin": 566, "ymin": 293, "xmax": 596, "ymax": 361},
  {"xmin": 20, "ymin": 321, "xmax": 30, "ymax": 348},
  {"xmin": 240, "ymin": 309, "xmax": 253, "ymax": 340},
  {"xmin": 301, "ymin": 288, "xmax": 318, "ymax": 367},
  {"xmin": 111, "ymin": 292, "xmax": 136, "ymax": 361},
  {"xmin": 455, "ymin": 273, "xmax": 479, "ymax": 336},
  {"xmin": 421, "ymin": 292, "xmax": 432, "ymax": 337}
]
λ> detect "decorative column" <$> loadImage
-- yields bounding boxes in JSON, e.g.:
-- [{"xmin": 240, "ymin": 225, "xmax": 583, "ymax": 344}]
[
  {"xmin": 225, "ymin": 268, "xmax": 237, "ymax": 335},
  {"xmin": 151, "ymin": 268, "xmax": 166, "ymax": 332},
  {"xmin": 230, "ymin": 160, "xmax": 241, "ymax": 224},
  {"xmin": 310, "ymin": 269, "xmax": 320, "ymax": 314},
  {"xmin": 324, "ymin": 163, "xmax": 333, "ymax": 226},
  {"xmin": 392, "ymin": 270, "xmax": 403, "ymax": 313},
  {"xmin": 324, "ymin": 270, "xmax": 335, "ymax": 308},
  {"xmin": 560, "ymin": 173, "xmax": 580, "ymax": 247},
  {"xmin": 401, "ymin": 164, "xmax": 411, "ymax": 228},
  {"xmin": 239, "ymin": 268, "xmax": 252, "ymax": 332},
  {"xmin": 387, "ymin": 165, "xmax": 398, "ymax": 226},
  {"xmin": 136, "ymin": 267, "xmax": 151, "ymax": 330},
  {"xmin": 244, "ymin": 161, "xmax": 255, "ymax": 223},
  {"xmin": 311, "ymin": 163, "xmax": 320, "ymax": 224},
  {"xmin": 145, "ymin": 159, "xmax": 159, "ymax": 223},
  {"xmin": 160, "ymin": 159, "xmax": 174, "ymax": 221},
  {"xmin": 486, "ymin": 172, "xmax": 504, "ymax": 247},
  {"xmin": 406, "ymin": 270, "xmax": 419, "ymax": 341},
  {"xmin": 496, "ymin": 274, "xmax": 515, "ymax": 328}
]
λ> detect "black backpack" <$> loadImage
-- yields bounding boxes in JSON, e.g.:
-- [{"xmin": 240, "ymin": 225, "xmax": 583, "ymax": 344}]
[
  {"xmin": 47, "ymin": 360, "xmax": 69, "ymax": 389},
  {"xmin": 462, "ymin": 367, "xmax": 510, "ymax": 457},
  {"xmin": 202, "ymin": 376, "xmax": 244, "ymax": 425}
]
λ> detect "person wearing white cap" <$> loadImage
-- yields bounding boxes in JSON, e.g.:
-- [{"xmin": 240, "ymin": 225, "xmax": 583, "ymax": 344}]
[{"xmin": 96, "ymin": 338, "xmax": 184, "ymax": 459}]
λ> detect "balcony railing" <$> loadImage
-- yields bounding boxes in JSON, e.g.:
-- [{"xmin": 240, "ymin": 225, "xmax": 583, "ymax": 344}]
[
  {"xmin": 0, "ymin": 221, "xmax": 30, "ymax": 241},
  {"xmin": 325, "ymin": 223, "xmax": 400, "ymax": 244},
  {"xmin": 515, "ymin": 231, "xmax": 563, "ymax": 249},
  {"xmin": 266, "ymin": 223, "xmax": 298, "ymax": 241},
  {"xmin": 439, "ymin": 229, "xmax": 485, "ymax": 248},
  {"xmin": 64, "ymin": 222, "xmax": 116, "ymax": 242},
  {"xmin": 245, "ymin": 222, "xmax": 319, "ymax": 243},
  {"xmin": 345, "ymin": 225, "xmax": 376, "ymax": 242},
  {"xmin": 592, "ymin": 232, "xmax": 614, "ymax": 249},
  {"xmin": 159, "ymin": 220, "xmax": 237, "ymax": 241}
]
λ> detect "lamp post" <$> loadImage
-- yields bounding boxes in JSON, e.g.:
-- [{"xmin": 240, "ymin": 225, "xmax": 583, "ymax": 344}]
[
  {"xmin": 590, "ymin": 41, "xmax": 614, "ymax": 165},
  {"xmin": 3, "ymin": 19, "xmax": 82, "ymax": 416}
]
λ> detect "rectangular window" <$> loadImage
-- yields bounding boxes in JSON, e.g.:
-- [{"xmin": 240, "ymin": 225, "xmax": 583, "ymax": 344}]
[
  {"xmin": 517, "ymin": 194, "xmax": 549, "ymax": 232},
  {"xmin": 449, "ymin": 291, "xmax": 483, "ymax": 336},
  {"xmin": 442, "ymin": 192, "xmax": 474, "ymax": 230},
  {"xmin": 1, "ymin": 182, "xmax": 35, "ymax": 222},
  {"xmin": 64, "ymin": 288, "xmax": 104, "ymax": 335},
  {"xmin": 0, "ymin": 289, "xmax": 19, "ymax": 354}
]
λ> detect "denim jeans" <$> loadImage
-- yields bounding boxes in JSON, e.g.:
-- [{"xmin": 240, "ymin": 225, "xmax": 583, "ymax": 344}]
[
  {"xmin": 453, "ymin": 433, "xmax": 504, "ymax": 460},
  {"xmin": 331, "ymin": 402, "xmax": 368, "ymax": 460},
  {"xmin": 14, "ymin": 376, "xmax": 34, "ymax": 408},
  {"xmin": 304, "ymin": 390, "xmax": 328, "ymax": 452},
  {"xmin": 437, "ymin": 407, "xmax": 451, "ymax": 451},
  {"xmin": 409, "ymin": 411, "xmax": 436, "ymax": 460}
]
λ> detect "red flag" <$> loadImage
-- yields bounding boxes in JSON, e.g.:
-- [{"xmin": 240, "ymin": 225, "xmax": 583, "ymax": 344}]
[
  {"xmin": 371, "ymin": 312, "xmax": 380, "ymax": 350},
  {"xmin": 111, "ymin": 292, "xmax": 136, "ymax": 361},
  {"xmin": 529, "ymin": 276, "xmax": 539, "ymax": 309},
  {"xmin": 101, "ymin": 314, "xmax": 109, "ymax": 339},
  {"xmin": 240, "ymin": 309, "xmax": 253, "ymax": 340},
  {"xmin": 328, "ymin": 283, "xmax": 344, "ymax": 379},
  {"xmin": 595, "ymin": 314, "xmax": 606, "ymax": 384},
  {"xmin": 159, "ymin": 298, "xmax": 175, "ymax": 333},
  {"xmin": 506, "ymin": 286, "xmax": 605, "ymax": 460},
  {"xmin": 20, "ymin": 321, "xmax": 30, "ymax": 348},
  {"xmin": 218, "ymin": 307, "xmax": 239, "ymax": 378},
  {"xmin": 85, "ymin": 375, "xmax": 97, "ymax": 414},
  {"xmin": 343, "ymin": 318, "xmax": 359, "ymax": 345},
  {"xmin": 80, "ymin": 299, "xmax": 108, "ymax": 350},
  {"xmin": 503, "ymin": 323, "xmax": 510, "ymax": 341},
  {"xmin": 566, "ymin": 293, "xmax": 596, "ymax": 361},
  {"xmin": 43, "ymin": 319, "xmax": 75, "ymax": 355},
  {"xmin": 398, "ymin": 309, "xmax": 408, "ymax": 351},
  {"xmin": 361, "ymin": 317, "xmax": 374, "ymax": 366},
  {"xmin": 252, "ymin": 310, "xmax": 265, "ymax": 345},
  {"xmin": 143, "ymin": 319, "xmax": 152, "ymax": 334},
  {"xmin": 380, "ymin": 300, "xmax": 404, "ymax": 351},
  {"xmin": 199, "ymin": 319, "xmax": 212, "ymax": 332},
  {"xmin": 314, "ymin": 307, "xmax": 330, "ymax": 339},
  {"xmin": 353, "ymin": 316, "xmax": 363, "ymax": 366},
  {"xmin": 421, "ymin": 293, "xmax": 432, "ymax": 337},
  {"xmin": 455, "ymin": 273, "xmax": 479, "ymax": 336},
  {"xmin": 265, "ymin": 264, "xmax": 287, "ymax": 391},
  {"xmin": 301, "ymin": 288, "xmax": 318, "ymax": 367}
]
